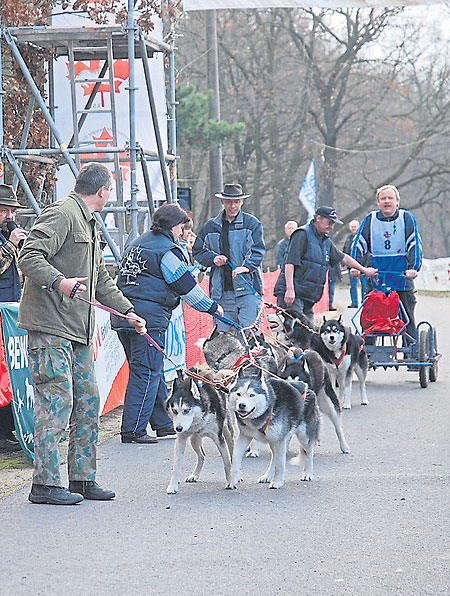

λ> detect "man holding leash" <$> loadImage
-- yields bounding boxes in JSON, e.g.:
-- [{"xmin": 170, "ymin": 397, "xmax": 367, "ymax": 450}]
[
  {"xmin": 18, "ymin": 163, "xmax": 146, "ymax": 505},
  {"xmin": 274, "ymin": 206, "xmax": 377, "ymax": 320},
  {"xmin": 350, "ymin": 184, "xmax": 422, "ymax": 339},
  {"xmin": 0, "ymin": 184, "xmax": 28, "ymax": 453},
  {"xmin": 192, "ymin": 183, "xmax": 265, "ymax": 331}
]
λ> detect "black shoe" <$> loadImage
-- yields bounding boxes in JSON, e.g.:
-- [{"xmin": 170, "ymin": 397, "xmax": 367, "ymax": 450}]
[
  {"xmin": 0, "ymin": 437, "xmax": 22, "ymax": 453},
  {"xmin": 156, "ymin": 426, "xmax": 176, "ymax": 438},
  {"xmin": 69, "ymin": 481, "xmax": 115, "ymax": 501},
  {"xmin": 347, "ymin": 304, "xmax": 358, "ymax": 308},
  {"xmin": 329, "ymin": 307, "xmax": 338, "ymax": 311},
  {"xmin": 28, "ymin": 484, "xmax": 83, "ymax": 505},
  {"xmin": 121, "ymin": 433, "xmax": 158, "ymax": 444}
]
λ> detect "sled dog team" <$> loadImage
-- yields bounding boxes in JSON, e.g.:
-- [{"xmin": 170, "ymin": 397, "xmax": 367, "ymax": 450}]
[{"xmin": 165, "ymin": 310, "xmax": 369, "ymax": 494}]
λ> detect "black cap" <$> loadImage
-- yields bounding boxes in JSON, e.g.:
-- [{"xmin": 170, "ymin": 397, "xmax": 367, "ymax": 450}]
[{"xmin": 315, "ymin": 206, "xmax": 343, "ymax": 224}]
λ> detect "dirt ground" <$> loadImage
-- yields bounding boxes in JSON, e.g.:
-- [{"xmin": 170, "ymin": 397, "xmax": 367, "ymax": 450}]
[{"xmin": 0, "ymin": 406, "xmax": 123, "ymax": 498}]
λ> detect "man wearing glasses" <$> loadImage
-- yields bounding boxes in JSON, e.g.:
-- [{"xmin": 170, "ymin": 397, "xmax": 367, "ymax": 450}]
[{"xmin": 18, "ymin": 163, "xmax": 146, "ymax": 505}]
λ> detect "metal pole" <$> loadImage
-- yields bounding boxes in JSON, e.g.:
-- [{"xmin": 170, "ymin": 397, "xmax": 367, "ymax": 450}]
[
  {"xmin": 139, "ymin": 33, "xmax": 172, "ymax": 203},
  {"xmin": 167, "ymin": 10, "xmax": 178, "ymax": 203},
  {"xmin": 13, "ymin": 96, "xmax": 35, "ymax": 191},
  {"xmin": 0, "ymin": 26, "xmax": 4, "ymax": 183},
  {"xmin": 127, "ymin": 0, "xmax": 139, "ymax": 240},
  {"xmin": 3, "ymin": 28, "xmax": 79, "ymax": 177},
  {"xmin": 206, "ymin": 9, "xmax": 223, "ymax": 217}
]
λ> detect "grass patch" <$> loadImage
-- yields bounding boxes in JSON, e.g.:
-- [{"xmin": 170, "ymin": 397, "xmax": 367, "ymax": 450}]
[{"xmin": 0, "ymin": 458, "xmax": 31, "ymax": 470}]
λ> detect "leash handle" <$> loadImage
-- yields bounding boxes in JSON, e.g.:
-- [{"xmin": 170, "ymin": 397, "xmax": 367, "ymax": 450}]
[{"xmin": 226, "ymin": 259, "xmax": 261, "ymax": 297}]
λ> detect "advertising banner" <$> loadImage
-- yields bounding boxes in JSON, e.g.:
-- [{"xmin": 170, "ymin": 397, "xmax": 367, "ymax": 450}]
[
  {"xmin": 0, "ymin": 304, "xmax": 35, "ymax": 461},
  {"xmin": 183, "ymin": 0, "xmax": 447, "ymax": 9}
]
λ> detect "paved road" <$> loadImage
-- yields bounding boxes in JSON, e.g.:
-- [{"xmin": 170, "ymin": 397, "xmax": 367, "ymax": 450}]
[{"xmin": 1, "ymin": 290, "xmax": 449, "ymax": 596}]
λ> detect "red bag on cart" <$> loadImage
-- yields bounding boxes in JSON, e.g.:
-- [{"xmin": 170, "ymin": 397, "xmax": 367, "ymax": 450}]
[{"xmin": 360, "ymin": 290, "xmax": 406, "ymax": 336}]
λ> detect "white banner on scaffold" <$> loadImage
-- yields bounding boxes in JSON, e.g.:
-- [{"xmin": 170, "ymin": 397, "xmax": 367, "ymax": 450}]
[{"xmin": 51, "ymin": 12, "xmax": 168, "ymax": 206}]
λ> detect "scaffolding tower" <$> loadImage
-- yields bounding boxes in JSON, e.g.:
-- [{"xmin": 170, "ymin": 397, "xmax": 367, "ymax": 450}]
[{"xmin": 0, "ymin": 8, "xmax": 177, "ymax": 263}]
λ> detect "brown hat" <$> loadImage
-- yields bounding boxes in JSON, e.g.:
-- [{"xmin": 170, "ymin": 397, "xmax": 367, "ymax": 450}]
[
  {"xmin": 0, "ymin": 185, "xmax": 25, "ymax": 208},
  {"xmin": 215, "ymin": 183, "xmax": 250, "ymax": 200}
]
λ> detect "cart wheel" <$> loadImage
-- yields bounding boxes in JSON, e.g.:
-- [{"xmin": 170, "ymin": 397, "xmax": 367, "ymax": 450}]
[
  {"xmin": 429, "ymin": 327, "xmax": 439, "ymax": 382},
  {"xmin": 418, "ymin": 328, "xmax": 430, "ymax": 388}
]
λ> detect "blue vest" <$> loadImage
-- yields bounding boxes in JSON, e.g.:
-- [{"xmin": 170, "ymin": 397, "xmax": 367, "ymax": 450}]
[
  {"xmin": 369, "ymin": 210, "xmax": 407, "ymax": 291},
  {"xmin": 0, "ymin": 232, "xmax": 21, "ymax": 302},
  {"xmin": 117, "ymin": 230, "xmax": 182, "ymax": 332},
  {"xmin": 293, "ymin": 223, "xmax": 332, "ymax": 303}
]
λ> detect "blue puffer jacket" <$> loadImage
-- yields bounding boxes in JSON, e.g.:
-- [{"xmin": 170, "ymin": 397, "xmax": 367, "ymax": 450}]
[
  {"xmin": 117, "ymin": 230, "xmax": 181, "ymax": 332},
  {"xmin": 192, "ymin": 209, "xmax": 265, "ymax": 300}
]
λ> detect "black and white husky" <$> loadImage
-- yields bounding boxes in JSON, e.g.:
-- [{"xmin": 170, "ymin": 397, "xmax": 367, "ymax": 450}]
[
  {"xmin": 165, "ymin": 377, "xmax": 234, "ymax": 494},
  {"xmin": 277, "ymin": 347, "xmax": 350, "ymax": 454},
  {"xmin": 227, "ymin": 367, "xmax": 320, "ymax": 489},
  {"xmin": 318, "ymin": 316, "xmax": 369, "ymax": 410}
]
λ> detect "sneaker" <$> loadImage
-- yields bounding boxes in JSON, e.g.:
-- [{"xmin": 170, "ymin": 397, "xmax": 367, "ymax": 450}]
[
  {"xmin": 69, "ymin": 480, "xmax": 115, "ymax": 501},
  {"xmin": 121, "ymin": 433, "xmax": 158, "ymax": 444},
  {"xmin": 156, "ymin": 426, "xmax": 176, "ymax": 438},
  {"xmin": 28, "ymin": 484, "xmax": 83, "ymax": 505},
  {"xmin": 329, "ymin": 307, "xmax": 338, "ymax": 311},
  {"xmin": 347, "ymin": 304, "xmax": 358, "ymax": 309}
]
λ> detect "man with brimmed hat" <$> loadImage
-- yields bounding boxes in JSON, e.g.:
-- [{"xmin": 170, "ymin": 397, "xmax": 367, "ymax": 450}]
[
  {"xmin": 192, "ymin": 183, "xmax": 265, "ymax": 330},
  {"xmin": 274, "ymin": 205, "xmax": 377, "ymax": 320},
  {"xmin": 0, "ymin": 185, "xmax": 27, "ymax": 453},
  {"xmin": 0, "ymin": 184, "xmax": 27, "ymax": 303}
]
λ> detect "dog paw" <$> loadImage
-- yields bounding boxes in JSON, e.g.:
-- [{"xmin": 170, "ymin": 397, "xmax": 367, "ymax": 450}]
[
  {"xmin": 269, "ymin": 481, "xmax": 283, "ymax": 489},
  {"xmin": 246, "ymin": 450, "xmax": 260, "ymax": 458},
  {"xmin": 342, "ymin": 403, "xmax": 352, "ymax": 409},
  {"xmin": 185, "ymin": 474, "xmax": 199, "ymax": 483},
  {"xmin": 166, "ymin": 484, "xmax": 179, "ymax": 494},
  {"xmin": 361, "ymin": 400, "xmax": 369, "ymax": 406},
  {"xmin": 301, "ymin": 473, "xmax": 313, "ymax": 481},
  {"xmin": 226, "ymin": 482, "xmax": 238, "ymax": 490}
]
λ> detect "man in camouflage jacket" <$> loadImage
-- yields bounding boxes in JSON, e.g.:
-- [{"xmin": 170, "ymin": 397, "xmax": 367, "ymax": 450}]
[{"xmin": 18, "ymin": 163, "xmax": 146, "ymax": 506}]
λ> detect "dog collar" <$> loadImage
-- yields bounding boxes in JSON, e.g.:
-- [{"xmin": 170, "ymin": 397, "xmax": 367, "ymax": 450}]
[
  {"xmin": 258, "ymin": 407, "xmax": 273, "ymax": 434},
  {"xmin": 331, "ymin": 347, "xmax": 346, "ymax": 367}
]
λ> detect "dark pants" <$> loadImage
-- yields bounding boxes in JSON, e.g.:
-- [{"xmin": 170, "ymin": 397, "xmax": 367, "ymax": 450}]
[
  {"xmin": 0, "ymin": 403, "xmax": 15, "ymax": 437},
  {"xmin": 118, "ymin": 330, "xmax": 172, "ymax": 437},
  {"xmin": 397, "ymin": 290, "xmax": 417, "ymax": 341},
  {"xmin": 276, "ymin": 294, "xmax": 315, "ymax": 322}
]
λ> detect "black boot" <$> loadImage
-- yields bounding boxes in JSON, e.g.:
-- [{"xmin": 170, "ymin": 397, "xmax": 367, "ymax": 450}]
[
  {"xmin": 28, "ymin": 484, "xmax": 84, "ymax": 505},
  {"xmin": 121, "ymin": 432, "xmax": 158, "ymax": 444},
  {"xmin": 69, "ymin": 480, "xmax": 115, "ymax": 500}
]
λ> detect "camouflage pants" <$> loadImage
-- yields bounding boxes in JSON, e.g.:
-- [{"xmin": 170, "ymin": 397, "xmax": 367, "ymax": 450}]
[{"xmin": 28, "ymin": 331, "xmax": 100, "ymax": 486}]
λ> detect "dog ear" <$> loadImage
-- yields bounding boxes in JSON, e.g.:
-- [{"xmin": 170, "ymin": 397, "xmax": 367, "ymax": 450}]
[
  {"xmin": 210, "ymin": 325, "xmax": 219, "ymax": 339},
  {"xmin": 323, "ymin": 315, "xmax": 327, "ymax": 323},
  {"xmin": 190, "ymin": 379, "xmax": 202, "ymax": 401},
  {"xmin": 338, "ymin": 315, "xmax": 343, "ymax": 323}
]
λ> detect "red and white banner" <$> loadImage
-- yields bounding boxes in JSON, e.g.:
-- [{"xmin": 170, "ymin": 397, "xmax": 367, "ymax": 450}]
[
  {"xmin": 51, "ymin": 11, "xmax": 168, "ymax": 204},
  {"xmin": 415, "ymin": 257, "xmax": 450, "ymax": 292}
]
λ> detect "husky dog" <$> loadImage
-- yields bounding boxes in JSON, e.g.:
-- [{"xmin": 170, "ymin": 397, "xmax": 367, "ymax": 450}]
[
  {"xmin": 227, "ymin": 367, "xmax": 320, "ymax": 489},
  {"xmin": 165, "ymin": 377, "xmax": 234, "ymax": 494},
  {"xmin": 318, "ymin": 316, "xmax": 369, "ymax": 409},
  {"xmin": 277, "ymin": 345, "xmax": 351, "ymax": 454},
  {"xmin": 202, "ymin": 325, "xmax": 280, "ymax": 458}
]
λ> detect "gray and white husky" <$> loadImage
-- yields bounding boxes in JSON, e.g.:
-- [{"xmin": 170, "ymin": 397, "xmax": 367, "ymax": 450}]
[
  {"xmin": 165, "ymin": 377, "xmax": 234, "ymax": 494},
  {"xmin": 318, "ymin": 316, "xmax": 369, "ymax": 410},
  {"xmin": 227, "ymin": 367, "xmax": 320, "ymax": 489}
]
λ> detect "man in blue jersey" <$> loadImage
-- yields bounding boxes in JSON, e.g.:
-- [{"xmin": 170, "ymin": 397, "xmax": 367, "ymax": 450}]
[{"xmin": 350, "ymin": 184, "xmax": 422, "ymax": 339}]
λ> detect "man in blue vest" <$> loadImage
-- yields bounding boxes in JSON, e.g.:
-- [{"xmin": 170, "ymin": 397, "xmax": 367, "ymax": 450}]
[
  {"xmin": 274, "ymin": 206, "xmax": 377, "ymax": 320},
  {"xmin": 0, "ymin": 185, "xmax": 27, "ymax": 453},
  {"xmin": 350, "ymin": 185, "xmax": 422, "ymax": 339}
]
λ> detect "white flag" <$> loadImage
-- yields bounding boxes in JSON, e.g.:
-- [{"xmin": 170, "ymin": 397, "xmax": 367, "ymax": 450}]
[{"xmin": 298, "ymin": 159, "xmax": 316, "ymax": 221}]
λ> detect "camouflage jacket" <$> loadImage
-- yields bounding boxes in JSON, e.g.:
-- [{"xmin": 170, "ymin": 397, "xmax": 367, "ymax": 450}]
[{"xmin": 17, "ymin": 191, "xmax": 132, "ymax": 344}]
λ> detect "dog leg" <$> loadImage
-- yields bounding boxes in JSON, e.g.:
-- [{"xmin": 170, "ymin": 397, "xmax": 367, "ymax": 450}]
[
  {"xmin": 295, "ymin": 430, "xmax": 314, "ymax": 481},
  {"xmin": 258, "ymin": 451, "xmax": 275, "ymax": 484},
  {"xmin": 355, "ymin": 365, "xmax": 369, "ymax": 405},
  {"xmin": 317, "ymin": 390, "xmax": 350, "ymax": 454},
  {"xmin": 223, "ymin": 419, "xmax": 235, "ymax": 462},
  {"xmin": 227, "ymin": 433, "xmax": 252, "ymax": 489},
  {"xmin": 342, "ymin": 369, "xmax": 353, "ymax": 410},
  {"xmin": 185, "ymin": 434, "xmax": 205, "ymax": 483},
  {"xmin": 246, "ymin": 439, "xmax": 261, "ymax": 458},
  {"xmin": 269, "ymin": 438, "xmax": 287, "ymax": 489},
  {"xmin": 167, "ymin": 434, "xmax": 188, "ymax": 494},
  {"xmin": 211, "ymin": 434, "xmax": 232, "ymax": 484}
]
